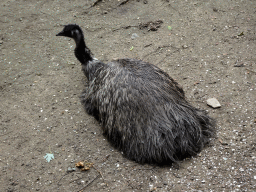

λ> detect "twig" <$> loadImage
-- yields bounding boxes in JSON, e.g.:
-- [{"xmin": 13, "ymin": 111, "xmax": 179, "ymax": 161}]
[
  {"xmin": 246, "ymin": 68, "xmax": 256, "ymax": 74},
  {"xmin": 118, "ymin": 0, "xmax": 130, "ymax": 6},
  {"xmin": 90, "ymin": 154, "xmax": 110, "ymax": 184},
  {"xmin": 93, "ymin": 166, "xmax": 105, "ymax": 183},
  {"xmin": 78, "ymin": 174, "xmax": 100, "ymax": 192},
  {"xmin": 234, "ymin": 64, "xmax": 245, "ymax": 67},
  {"xmin": 49, "ymin": 146, "xmax": 52, "ymax": 154},
  {"xmin": 0, "ymin": 159, "xmax": 7, "ymax": 165},
  {"xmin": 91, "ymin": 0, "xmax": 102, "ymax": 7},
  {"xmin": 112, "ymin": 25, "xmax": 138, "ymax": 32},
  {"xmin": 69, "ymin": 176, "xmax": 84, "ymax": 184},
  {"xmin": 102, "ymin": 154, "xmax": 110, "ymax": 162},
  {"xmin": 142, "ymin": 45, "xmax": 180, "ymax": 60},
  {"xmin": 57, "ymin": 173, "xmax": 69, "ymax": 185},
  {"xmin": 58, "ymin": 168, "xmax": 77, "ymax": 185}
]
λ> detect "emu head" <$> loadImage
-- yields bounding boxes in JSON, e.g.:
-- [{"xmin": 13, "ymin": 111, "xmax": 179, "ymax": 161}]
[{"xmin": 56, "ymin": 24, "xmax": 83, "ymax": 43}]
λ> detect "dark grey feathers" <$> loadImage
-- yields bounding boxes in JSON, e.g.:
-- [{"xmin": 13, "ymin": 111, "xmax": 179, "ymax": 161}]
[
  {"xmin": 81, "ymin": 58, "xmax": 215, "ymax": 163},
  {"xmin": 57, "ymin": 24, "xmax": 216, "ymax": 164}
]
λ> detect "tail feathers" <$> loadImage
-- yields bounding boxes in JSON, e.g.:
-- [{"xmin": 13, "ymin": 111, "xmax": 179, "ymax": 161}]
[
  {"xmin": 174, "ymin": 106, "xmax": 216, "ymax": 160},
  {"xmin": 196, "ymin": 108, "xmax": 216, "ymax": 143}
]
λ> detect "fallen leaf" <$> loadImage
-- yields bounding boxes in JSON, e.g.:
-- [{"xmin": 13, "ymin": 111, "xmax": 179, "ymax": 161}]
[
  {"xmin": 75, "ymin": 161, "xmax": 94, "ymax": 171},
  {"xmin": 75, "ymin": 161, "xmax": 84, "ymax": 168},
  {"xmin": 44, "ymin": 153, "xmax": 54, "ymax": 162}
]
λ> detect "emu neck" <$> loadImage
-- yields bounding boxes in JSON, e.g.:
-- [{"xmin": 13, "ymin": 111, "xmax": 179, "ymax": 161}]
[{"xmin": 74, "ymin": 33, "xmax": 93, "ymax": 65}]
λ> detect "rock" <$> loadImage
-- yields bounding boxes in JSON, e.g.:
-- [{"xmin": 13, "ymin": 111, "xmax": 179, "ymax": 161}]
[
  {"xmin": 219, "ymin": 138, "xmax": 228, "ymax": 145},
  {"xmin": 67, "ymin": 167, "xmax": 76, "ymax": 172},
  {"xmin": 131, "ymin": 33, "xmax": 139, "ymax": 39},
  {"xmin": 149, "ymin": 184, "xmax": 156, "ymax": 191},
  {"xmin": 207, "ymin": 98, "xmax": 221, "ymax": 108}
]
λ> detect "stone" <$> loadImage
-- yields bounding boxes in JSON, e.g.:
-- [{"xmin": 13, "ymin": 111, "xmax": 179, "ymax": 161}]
[
  {"xmin": 131, "ymin": 33, "xmax": 139, "ymax": 39},
  {"xmin": 207, "ymin": 98, "xmax": 221, "ymax": 108}
]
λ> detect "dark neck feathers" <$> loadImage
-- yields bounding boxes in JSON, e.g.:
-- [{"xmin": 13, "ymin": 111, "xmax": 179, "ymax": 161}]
[{"xmin": 73, "ymin": 29, "xmax": 93, "ymax": 65}]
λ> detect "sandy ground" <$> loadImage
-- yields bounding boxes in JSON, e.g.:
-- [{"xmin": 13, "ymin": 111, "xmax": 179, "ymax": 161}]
[{"xmin": 0, "ymin": 0, "xmax": 255, "ymax": 191}]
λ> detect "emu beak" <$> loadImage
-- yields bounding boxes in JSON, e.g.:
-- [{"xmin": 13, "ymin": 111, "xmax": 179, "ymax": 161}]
[{"xmin": 56, "ymin": 31, "xmax": 65, "ymax": 36}]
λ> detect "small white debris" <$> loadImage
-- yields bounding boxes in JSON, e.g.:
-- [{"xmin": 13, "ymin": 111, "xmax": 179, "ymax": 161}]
[
  {"xmin": 68, "ymin": 61, "xmax": 76, "ymax": 65},
  {"xmin": 239, "ymin": 168, "xmax": 244, "ymax": 172},
  {"xmin": 131, "ymin": 33, "xmax": 139, "ymax": 39},
  {"xmin": 207, "ymin": 98, "xmax": 221, "ymax": 108},
  {"xmin": 149, "ymin": 184, "xmax": 156, "ymax": 191},
  {"xmin": 67, "ymin": 167, "xmax": 76, "ymax": 172}
]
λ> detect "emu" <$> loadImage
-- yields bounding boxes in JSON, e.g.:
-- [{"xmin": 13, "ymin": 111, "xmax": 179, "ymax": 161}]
[{"xmin": 56, "ymin": 24, "xmax": 215, "ymax": 164}]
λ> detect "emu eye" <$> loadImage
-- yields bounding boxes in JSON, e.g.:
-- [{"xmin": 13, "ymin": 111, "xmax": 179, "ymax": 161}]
[{"xmin": 71, "ymin": 29, "xmax": 79, "ymax": 37}]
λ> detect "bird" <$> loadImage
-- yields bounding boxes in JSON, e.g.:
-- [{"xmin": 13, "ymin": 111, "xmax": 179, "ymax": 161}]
[{"xmin": 56, "ymin": 24, "xmax": 216, "ymax": 164}]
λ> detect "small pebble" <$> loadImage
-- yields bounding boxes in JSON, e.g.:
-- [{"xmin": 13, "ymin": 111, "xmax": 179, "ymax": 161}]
[
  {"xmin": 67, "ymin": 167, "xmax": 76, "ymax": 172},
  {"xmin": 149, "ymin": 184, "xmax": 156, "ymax": 191},
  {"xmin": 131, "ymin": 33, "xmax": 139, "ymax": 39},
  {"xmin": 207, "ymin": 98, "xmax": 221, "ymax": 108}
]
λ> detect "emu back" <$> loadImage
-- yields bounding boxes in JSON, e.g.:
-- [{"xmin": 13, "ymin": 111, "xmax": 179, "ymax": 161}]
[{"xmin": 81, "ymin": 58, "xmax": 215, "ymax": 164}]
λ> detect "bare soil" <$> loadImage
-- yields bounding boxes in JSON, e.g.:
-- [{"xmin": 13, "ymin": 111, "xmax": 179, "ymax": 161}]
[{"xmin": 0, "ymin": 0, "xmax": 255, "ymax": 191}]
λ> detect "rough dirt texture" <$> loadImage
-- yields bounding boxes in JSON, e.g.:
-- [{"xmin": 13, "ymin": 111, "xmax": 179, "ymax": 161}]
[{"xmin": 1, "ymin": 0, "xmax": 255, "ymax": 191}]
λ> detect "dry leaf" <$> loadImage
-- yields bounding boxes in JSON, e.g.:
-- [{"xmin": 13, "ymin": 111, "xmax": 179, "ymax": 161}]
[{"xmin": 75, "ymin": 161, "xmax": 84, "ymax": 168}]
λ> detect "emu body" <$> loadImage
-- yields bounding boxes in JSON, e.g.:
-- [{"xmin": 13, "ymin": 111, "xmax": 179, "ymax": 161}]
[{"xmin": 56, "ymin": 24, "xmax": 215, "ymax": 164}]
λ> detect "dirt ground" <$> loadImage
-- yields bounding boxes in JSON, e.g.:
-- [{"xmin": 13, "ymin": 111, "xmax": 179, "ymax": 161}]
[{"xmin": 0, "ymin": 0, "xmax": 255, "ymax": 191}]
